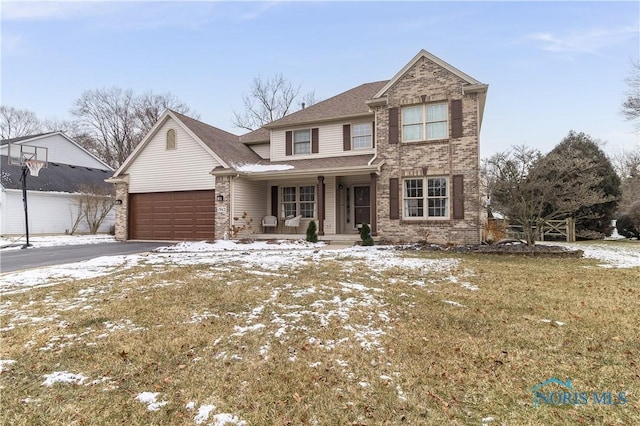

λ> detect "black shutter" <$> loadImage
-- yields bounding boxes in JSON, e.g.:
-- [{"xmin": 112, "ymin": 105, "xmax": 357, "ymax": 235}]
[
  {"xmin": 452, "ymin": 175, "xmax": 464, "ymax": 219},
  {"xmin": 271, "ymin": 186, "xmax": 279, "ymax": 217},
  {"xmin": 389, "ymin": 178, "xmax": 399, "ymax": 220},
  {"xmin": 389, "ymin": 108, "xmax": 399, "ymax": 144},
  {"xmin": 312, "ymin": 128, "xmax": 319, "ymax": 154},
  {"xmin": 451, "ymin": 99, "xmax": 463, "ymax": 139},
  {"xmin": 285, "ymin": 131, "xmax": 292, "ymax": 156},
  {"xmin": 343, "ymin": 124, "xmax": 351, "ymax": 151}
]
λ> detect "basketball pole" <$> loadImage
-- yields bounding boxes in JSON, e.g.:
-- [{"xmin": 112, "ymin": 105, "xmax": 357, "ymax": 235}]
[{"xmin": 20, "ymin": 165, "xmax": 31, "ymax": 249}]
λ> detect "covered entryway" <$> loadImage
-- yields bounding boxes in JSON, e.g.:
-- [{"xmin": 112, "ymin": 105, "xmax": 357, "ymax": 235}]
[{"xmin": 129, "ymin": 190, "xmax": 215, "ymax": 240}]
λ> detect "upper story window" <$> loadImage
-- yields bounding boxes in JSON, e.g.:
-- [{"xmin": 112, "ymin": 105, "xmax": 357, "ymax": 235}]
[
  {"xmin": 294, "ymin": 130, "xmax": 311, "ymax": 154},
  {"xmin": 286, "ymin": 128, "xmax": 318, "ymax": 156},
  {"xmin": 402, "ymin": 102, "xmax": 448, "ymax": 142},
  {"xmin": 166, "ymin": 129, "xmax": 176, "ymax": 150},
  {"xmin": 352, "ymin": 123, "xmax": 372, "ymax": 149},
  {"xmin": 403, "ymin": 177, "xmax": 449, "ymax": 219}
]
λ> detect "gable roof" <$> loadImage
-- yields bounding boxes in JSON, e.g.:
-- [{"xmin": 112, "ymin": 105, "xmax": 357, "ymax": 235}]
[
  {"xmin": 263, "ymin": 81, "xmax": 388, "ymax": 129},
  {"xmin": 1, "ymin": 132, "xmax": 58, "ymax": 145},
  {"xmin": 171, "ymin": 111, "xmax": 261, "ymax": 164},
  {"xmin": 239, "ymin": 127, "xmax": 270, "ymax": 145},
  {"xmin": 113, "ymin": 110, "xmax": 260, "ymax": 177},
  {"xmin": 371, "ymin": 49, "xmax": 485, "ymax": 99},
  {"xmin": 1, "ymin": 131, "xmax": 113, "ymax": 171},
  {"xmin": 1, "ymin": 155, "xmax": 114, "ymax": 193}
]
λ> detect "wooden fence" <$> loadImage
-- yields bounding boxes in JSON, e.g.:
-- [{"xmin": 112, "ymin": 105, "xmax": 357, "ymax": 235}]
[{"xmin": 505, "ymin": 218, "xmax": 576, "ymax": 242}]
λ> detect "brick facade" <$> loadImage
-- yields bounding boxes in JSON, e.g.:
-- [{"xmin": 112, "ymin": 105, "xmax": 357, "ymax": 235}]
[
  {"xmin": 214, "ymin": 175, "xmax": 231, "ymax": 239},
  {"xmin": 113, "ymin": 181, "xmax": 129, "ymax": 241},
  {"xmin": 375, "ymin": 57, "xmax": 483, "ymax": 244}
]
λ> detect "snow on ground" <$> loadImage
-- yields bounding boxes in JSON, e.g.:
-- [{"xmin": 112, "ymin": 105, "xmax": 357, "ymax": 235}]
[
  {"xmin": 1, "ymin": 238, "xmax": 636, "ymax": 423},
  {"xmin": 0, "ymin": 234, "xmax": 116, "ymax": 250},
  {"xmin": 543, "ymin": 241, "xmax": 640, "ymax": 268}
]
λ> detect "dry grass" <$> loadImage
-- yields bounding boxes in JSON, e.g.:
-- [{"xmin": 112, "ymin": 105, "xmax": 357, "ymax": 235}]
[{"xmin": 1, "ymin": 245, "xmax": 639, "ymax": 425}]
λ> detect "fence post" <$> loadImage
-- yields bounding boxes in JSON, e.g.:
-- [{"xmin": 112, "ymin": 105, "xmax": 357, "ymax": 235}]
[{"xmin": 566, "ymin": 218, "xmax": 575, "ymax": 242}]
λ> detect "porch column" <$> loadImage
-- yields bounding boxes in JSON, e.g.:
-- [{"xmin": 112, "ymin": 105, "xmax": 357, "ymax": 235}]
[
  {"xmin": 369, "ymin": 173, "xmax": 378, "ymax": 236},
  {"xmin": 317, "ymin": 176, "xmax": 325, "ymax": 236}
]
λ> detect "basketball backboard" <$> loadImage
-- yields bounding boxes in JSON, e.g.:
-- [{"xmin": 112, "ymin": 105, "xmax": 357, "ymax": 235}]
[{"xmin": 7, "ymin": 143, "xmax": 48, "ymax": 168}]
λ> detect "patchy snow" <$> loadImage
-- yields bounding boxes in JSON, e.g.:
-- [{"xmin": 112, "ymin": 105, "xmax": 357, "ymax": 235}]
[
  {"xmin": 234, "ymin": 163, "xmax": 294, "ymax": 172},
  {"xmin": 1, "ymin": 234, "xmax": 116, "ymax": 250},
  {"xmin": 194, "ymin": 404, "xmax": 217, "ymax": 424},
  {"xmin": 482, "ymin": 416, "xmax": 495, "ymax": 425},
  {"xmin": 155, "ymin": 239, "xmax": 324, "ymax": 252},
  {"xmin": 135, "ymin": 392, "xmax": 168, "ymax": 411},
  {"xmin": 2, "ymin": 238, "xmax": 636, "ymax": 423},
  {"xmin": 42, "ymin": 371, "xmax": 87, "ymax": 386},
  {"xmin": 443, "ymin": 300, "xmax": 466, "ymax": 308},
  {"xmin": 540, "ymin": 319, "xmax": 565, "ymax": 326},
  {"xmin": 542, "ymin": 242, "xmax": 640, "ymax": 268},
  {"xmin": 211, "ymin": 413, "xmax": 247, "ymax": 426},
  {"xmin": 0, "ymin": 359, "xmax": 16, "ymax": 372}
]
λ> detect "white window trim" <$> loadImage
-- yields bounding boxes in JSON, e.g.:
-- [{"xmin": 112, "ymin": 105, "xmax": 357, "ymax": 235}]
[
  {"xmin": 352, "ymin": 122, "xmax": 373, "ymax": 150},
  {"xmin": 401, "ymin": 102, "xmax": 448, "ymax": 143},
  {"xmin": 293, "ymin": 129, "xmax": 311, "ymax": 155},
  {"xmin": 402, "ymin": 176, "xmax": 450, "ymax": 220},
  {"xmin": 166, "ymin": 128, "xmax": 176, "ymax": 150},
  {"xmin": 281, "ymin": 185, "xmax": 316, "ymax": 219}
]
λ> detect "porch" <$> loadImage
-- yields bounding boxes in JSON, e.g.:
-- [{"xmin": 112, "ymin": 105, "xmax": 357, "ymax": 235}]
[{"xmin": 251, "ymin": 232, "xmax": 377, "ymax": 244}]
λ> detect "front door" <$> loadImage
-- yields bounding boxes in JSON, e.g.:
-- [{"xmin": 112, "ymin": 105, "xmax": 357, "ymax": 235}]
[{"xmin": 353, "ymin": 186, "xmax": 370, "ymax": 227}]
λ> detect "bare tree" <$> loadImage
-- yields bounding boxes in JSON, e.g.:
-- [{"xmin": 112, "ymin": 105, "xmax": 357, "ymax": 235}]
[
  {"xmin": 621, "ymin": 60, "xmax": 640, "ymax": 126},
  {"xmin": 72, "ymin": 87, "xmax": 196, "ymax": 168},
  {"xmin": 71, "ymin": 184, "xmax": 116, "ymax": 234},
  {"xmin": 232, "ymin": 74, "xmax": 316, "ymax": 131},
  {"xmin": 0, "ymin": 106, "xmax": 43, "ymax": 139},
  {"xmin": 486, "ymin": 144, "xmax": 612, "ymax": 245},
  {"xmin": 134, "ymin": 91, "xmax": 198, "ymax": 136},
  {"xmin": 610, "ymin": 147, "xmax": 640, "ymax": 213},
  {"xmin": 72, "ymin": 87, "xmax": 138, "ymax": 168}
]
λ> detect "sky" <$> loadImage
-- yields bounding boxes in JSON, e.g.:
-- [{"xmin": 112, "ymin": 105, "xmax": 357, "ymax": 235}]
[{"xmin": 1, "ymin": 1, "xmax": 639, "ymax": 158}]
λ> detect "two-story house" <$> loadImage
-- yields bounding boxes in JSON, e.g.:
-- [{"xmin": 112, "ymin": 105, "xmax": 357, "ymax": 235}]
[{"xmin": 108, "ymin": 49, "xmax": 488, "ymax": 244}]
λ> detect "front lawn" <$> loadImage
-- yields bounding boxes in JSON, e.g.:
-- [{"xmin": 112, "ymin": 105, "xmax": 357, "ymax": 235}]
[{"xmin": 1, "ymin": 241, "xmax": 638, "ymax": 425}]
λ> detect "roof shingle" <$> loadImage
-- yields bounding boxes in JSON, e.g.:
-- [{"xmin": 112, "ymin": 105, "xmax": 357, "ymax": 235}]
[
  {"xmin": 263, "ymin": 81, "xmax": 388, "ymax": 128},
  {"xmin": 1, "ymin": 155, "xmax": 114, "ymax": 193},
  {"xmin": 170, "ymin": 110, "xmax": 261, "ymax": 165}
]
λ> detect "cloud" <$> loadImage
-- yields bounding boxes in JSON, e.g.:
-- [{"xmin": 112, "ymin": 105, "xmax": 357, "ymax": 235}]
[
  {"xmin": 1, "ymin": 1, "xmax": 114, "ymax": 21},
  {"xmin": 525, "ymin": 24, "xmax": 639, "ymax": 55},
  {"xmin": 237, "ymin": 1, "xmax": 280, "ymax": 22},
  {"xmin": 1, "ymin": 1, "xmax": 281, "ymax": 30}
]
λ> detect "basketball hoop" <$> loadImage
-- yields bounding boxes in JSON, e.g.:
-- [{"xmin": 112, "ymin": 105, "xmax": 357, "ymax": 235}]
[{"xmin": 24, "ymin": 160, "xmax": 45, "ymax": 177}]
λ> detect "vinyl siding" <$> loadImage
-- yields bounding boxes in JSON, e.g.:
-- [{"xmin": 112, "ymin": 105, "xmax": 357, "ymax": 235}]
[
  {"xmin": 127, "ymin": 118, "xmax": 221, "ymax": 193},
  {"xmin": 1, "ymin": 134, "xmax": 109, "ymax": 169},
  {"xmin": 249, "ymin": 143, "xmax": 270, "ymax": 159},
  {"xmin": 232, "ymin": 178, "xmax": 268, "ymax": 233},
  {"xmin": 323, "ymin": 176, "xmax": 336, "ymax": 235},
  {"xmin": 0, "ymin": 189, "xmax": 114, "ymax": 235},
  {"xmin": 271, "ymin": 121, "xmax": 375, "ymax": 162}
]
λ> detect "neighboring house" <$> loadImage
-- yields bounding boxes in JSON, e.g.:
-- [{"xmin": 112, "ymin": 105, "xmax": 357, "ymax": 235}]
[
  {"xmin": 1, "ymin": 132, "xmax": 115, "ymax": 235},
  {"xmin": 108, "ymin": 49, "xmax": 488, "ymax": 244}
]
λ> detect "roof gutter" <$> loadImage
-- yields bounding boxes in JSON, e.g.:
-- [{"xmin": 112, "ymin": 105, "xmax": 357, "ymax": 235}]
[{"xmin": 105, "ymin": 175, "xmax": 129, "ymax": 184}]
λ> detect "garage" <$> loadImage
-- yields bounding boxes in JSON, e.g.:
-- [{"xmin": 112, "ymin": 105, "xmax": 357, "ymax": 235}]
[{"xmin": 129, "ymin": 190, "xmax": 215, "ymax": 241}]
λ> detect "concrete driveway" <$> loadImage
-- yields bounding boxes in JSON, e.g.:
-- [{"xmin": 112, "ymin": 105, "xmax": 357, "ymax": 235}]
[{"xmin": 0, "ymin": 242, "xmax": 170, "ymax": 273}]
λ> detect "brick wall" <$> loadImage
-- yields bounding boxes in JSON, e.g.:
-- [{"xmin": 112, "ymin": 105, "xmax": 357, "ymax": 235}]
[
  {"xmin": 214, "ymin": 175, "xmax": 232, "ymax": 239},
  {"xmin": 114, "ymin": 181, "xmax": 128, "ymax": 241},
  {"xmin": 375, "ymin": 57, "xmax": 483, "ymax": 244}
]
